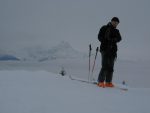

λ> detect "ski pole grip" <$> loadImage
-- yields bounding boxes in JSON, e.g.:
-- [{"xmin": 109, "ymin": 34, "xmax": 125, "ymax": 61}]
[
  {"xmin": 96, "ymin": 47, "xmax": 99, "ymax": 52},
  {"xmin": 89, "ymin": 44, "xmax": 92, "ymax": 51}
]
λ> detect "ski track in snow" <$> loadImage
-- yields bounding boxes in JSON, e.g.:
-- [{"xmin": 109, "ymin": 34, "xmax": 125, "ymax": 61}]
[{"xmin": 0, "ymin": 70, "xmax": 150, "ymax": 113}]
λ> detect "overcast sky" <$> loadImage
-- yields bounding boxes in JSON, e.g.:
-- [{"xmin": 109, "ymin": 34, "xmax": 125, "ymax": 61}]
[{"xmin": 0, "ymin": 0, "xmax": 150, "ymax": 60}]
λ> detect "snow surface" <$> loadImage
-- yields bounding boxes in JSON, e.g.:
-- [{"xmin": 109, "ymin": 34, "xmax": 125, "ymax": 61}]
[
  {"xmin": 0, "ymin": 57, "xmax": 150, "ymax": 88},
  {"xmin": 0, "ymin": 70, "xmax": 150, "ymax": 113}
]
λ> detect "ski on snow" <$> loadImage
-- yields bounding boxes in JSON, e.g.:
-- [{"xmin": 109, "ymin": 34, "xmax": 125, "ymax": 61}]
[{"xmin": 69, "ymin": 75, "xmax": 128, "ymax": 91}]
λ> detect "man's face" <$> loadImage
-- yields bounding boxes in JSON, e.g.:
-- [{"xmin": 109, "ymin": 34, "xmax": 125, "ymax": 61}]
[{"xmin": 111, "ymin": 21, "xmax": 119, "ymax": 28}]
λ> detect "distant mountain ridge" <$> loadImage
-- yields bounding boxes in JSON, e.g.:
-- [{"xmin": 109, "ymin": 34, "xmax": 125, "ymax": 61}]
[
  {"xmin": 0, "ymin": 41, "xmax": 86, "ymax": 61},
  {"xmin": 0, "ymin": 54, "xmax": 20, "ymax": 61}
]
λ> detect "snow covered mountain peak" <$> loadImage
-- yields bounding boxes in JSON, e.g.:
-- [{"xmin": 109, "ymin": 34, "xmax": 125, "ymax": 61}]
[
  {"xmin": 8, "ymin": 41, "xmax": 85, "ymax": 61},
  {"xmin": 47, "ymin": 41, "xmax": 84, "ymax": 60},
  {"xmin": 57, "ymin": 41, "xmax": 73, "ymax": 49},
  {"xmin": 0, "ymin": 41, "xmax": 86, "ymax": 61}
]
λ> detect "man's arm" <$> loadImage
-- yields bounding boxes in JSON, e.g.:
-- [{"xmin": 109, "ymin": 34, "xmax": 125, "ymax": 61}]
[
  {"xmin": 112, "ymin": 29, "xmax": 122, "ymax": 43},
  {"xmin": 98, "ymin": 26, "xmax": 106, "ymax": 42}
]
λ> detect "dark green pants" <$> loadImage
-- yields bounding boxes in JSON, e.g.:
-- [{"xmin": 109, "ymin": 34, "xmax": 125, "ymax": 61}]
[{"xmin": 98, "ymin": 51, "xmax": 116, "ymax": 83}]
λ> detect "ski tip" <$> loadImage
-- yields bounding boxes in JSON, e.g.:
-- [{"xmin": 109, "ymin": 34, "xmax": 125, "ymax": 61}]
[{"xmin": 114, "ymin": 84, "xmax": 129, "ymax": 91}]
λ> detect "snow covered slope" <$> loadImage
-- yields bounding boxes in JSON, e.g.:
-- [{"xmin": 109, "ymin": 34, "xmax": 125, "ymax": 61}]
[{"xmin": 0, "ymin": 70, "xmax": 150, "ymax": 113}]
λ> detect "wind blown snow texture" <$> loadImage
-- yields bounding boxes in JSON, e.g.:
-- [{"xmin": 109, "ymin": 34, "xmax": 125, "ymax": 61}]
[{"xmin": 0, "ymin": 70, "xmax": 150, "ymax": 113}]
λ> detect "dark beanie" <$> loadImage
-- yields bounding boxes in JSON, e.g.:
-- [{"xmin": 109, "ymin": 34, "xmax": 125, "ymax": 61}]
[{"xmin": 111, "ymin": 17, "xmax": 120, "ymax": 23}]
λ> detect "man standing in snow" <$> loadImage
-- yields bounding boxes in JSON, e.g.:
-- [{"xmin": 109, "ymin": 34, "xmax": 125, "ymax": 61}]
[{"xmin": 97, "ymin": 17, "xmax": 122, "ymax": 88}]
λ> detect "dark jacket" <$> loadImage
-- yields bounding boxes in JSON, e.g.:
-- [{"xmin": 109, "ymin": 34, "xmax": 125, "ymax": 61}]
[{"xmin": 98, "ymin": 22, "xmax": 122, "ymax": 55}]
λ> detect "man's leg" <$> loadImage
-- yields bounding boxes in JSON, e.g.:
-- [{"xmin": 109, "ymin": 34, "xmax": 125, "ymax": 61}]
[
  {"xmin": 98, "ymin": 52, "xmax": 108, "ymax": 83},
  {"xmin": 106, "ymin": 55, "xmax": 115, "ymax": 83}
]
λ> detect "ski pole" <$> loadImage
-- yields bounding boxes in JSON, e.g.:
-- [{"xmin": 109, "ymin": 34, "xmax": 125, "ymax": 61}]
[
  {"xmin": 88, "ymin": 44, "xmax": 92, "ymax": 83},
  {"xmin": 91, "ymin": 47, "xmax": 99, "ymax": 81}
]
